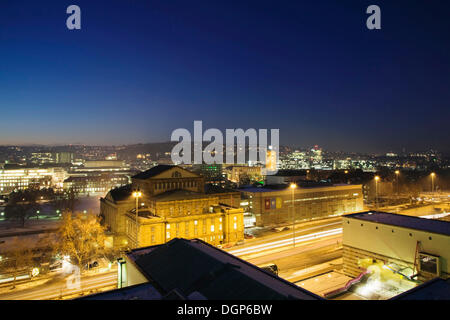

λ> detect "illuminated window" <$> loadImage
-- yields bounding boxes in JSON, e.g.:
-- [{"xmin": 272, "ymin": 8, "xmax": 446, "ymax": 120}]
[
  {"xmin": 166, "ymin": 224, "xmax": 170, "ymax": 229},
  {"xmin": 166, "ymin": 232, "xmax": 170, "ymax": 239},
  {"xmin": 234, "ymin": 223, "xmax": 237, "ymax": 230}
]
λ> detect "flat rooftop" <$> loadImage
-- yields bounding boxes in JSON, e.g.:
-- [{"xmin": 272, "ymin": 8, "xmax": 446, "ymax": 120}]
[
  {"xmin": 346, "ymin": 211, "xmax": 450, "ymax": 236},
  {"xmin": 391, "ymin": 278, "xmax": 450, "ymax": 300},
  {"xmin": 239, "ymin": 183, "xmax": 360, "ymax": 193}
]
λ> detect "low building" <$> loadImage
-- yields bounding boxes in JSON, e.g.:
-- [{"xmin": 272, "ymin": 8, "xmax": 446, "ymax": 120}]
[
  {"xmin": 0, "ymin": 166, "xmax": 68, "ymax": 195},
  {"xmin": 343, "ymin": 211, "xmax": 450, "ymax": 281},
  {"xmin": 239, "ymin": 183, "xmax": 364, "ymax": 227},
  {"xmin": 82, "ymin": 238, "xmax": 322, "ymax": 300},
  {"xmin": 63, "ymin": 173, "xmax": 130, "ymax": 195},
  {"xmin": 224, "ymin": 165, "xmax": 262, "ymax": 184}
]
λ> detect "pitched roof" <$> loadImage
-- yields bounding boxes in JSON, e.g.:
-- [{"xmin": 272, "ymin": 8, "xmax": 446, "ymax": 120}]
[
  {"xmin": 151, "ymin": 189, "xmax": 207, "ymax": 202},
  {"xmin": 127, "ymin": 238, "xmax": 322, "ymax": 300},
  {"xmin": 132, "ymin": 165, "xmax": 175, "ymax": 180},
  {"xmin": 346, "ymin": 211, "xmax": 450, "ymax": 236},
  {"xmin": 108, "ymin": 184, "xmax": 132, "ymax": 201}
]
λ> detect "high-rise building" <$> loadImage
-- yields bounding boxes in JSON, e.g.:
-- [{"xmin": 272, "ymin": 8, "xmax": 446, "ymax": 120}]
[{"xmin": 54, "ymin": 152, "xmax": 74, "ymax": 164}]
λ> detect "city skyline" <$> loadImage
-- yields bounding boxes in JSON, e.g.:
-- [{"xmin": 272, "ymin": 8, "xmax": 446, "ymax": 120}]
[{"xmin": 1, "ymin": 1, "xmax": 449, "ymax": 152}]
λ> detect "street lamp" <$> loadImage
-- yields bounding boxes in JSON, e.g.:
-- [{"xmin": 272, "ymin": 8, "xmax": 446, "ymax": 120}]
[
  {"xmin": 290, "ymin": 183, "xmax": 297, "ymax": 248},
  {"xmin": 431, "ymin": 173, "xmax": 436, "ymax": 193},
  {"xmin": 132, "ymin": 190, "xmax": 142, "ymax": 248},
  {"xmin": 395, "ymin": 170, "xmax": 400, "ymax": 195},
  {"xmin": 374, "ymin": 176, "xmax": 380, "ymax": 208}
]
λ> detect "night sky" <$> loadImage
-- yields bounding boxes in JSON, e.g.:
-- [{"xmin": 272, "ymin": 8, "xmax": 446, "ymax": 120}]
[{"xmin": 0, "ymin": 1, "xmax": 449, "ymax": 153}]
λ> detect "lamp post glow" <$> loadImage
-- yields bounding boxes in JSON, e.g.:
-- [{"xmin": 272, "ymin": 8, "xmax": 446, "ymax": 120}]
[
  {"xmin": 132, "ymin": 190, "xmax": 142, "ymax": 248},
  {"xmin": 395, "ymin": 170, "xmax": 400, "ymax": 195},
  {"xmin": 374, "ymin": 176, "xmax": 380, "ymax": 208},
  {"xmin": 431, "ymin": 173, "xmax": 436, "ymax": 193},
  {"xmin": 290, "ymin": 183, "xmax": 297, "ymax": 248}
]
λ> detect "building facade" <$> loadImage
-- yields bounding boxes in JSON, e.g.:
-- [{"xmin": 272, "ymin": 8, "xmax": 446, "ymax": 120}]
[
  {"xmin": 239, "ymin": 184, "xmax": 364, "ymax": 227},
  {"xmin": 100, "ymin": 165, "xmax": 244, "ymax": 248},
  {"xmin": 0, "ymin": 167, "xmax": 67, "ymax": 195},
  {"xmin": 343, "ymin": 211, "xmax": 450, "ymax": 281}
]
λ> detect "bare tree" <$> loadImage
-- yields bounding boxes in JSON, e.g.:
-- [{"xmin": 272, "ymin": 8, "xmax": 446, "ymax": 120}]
[{"xmin": 55, "ymin": 212, "xmax": 107, "ymax": 273}]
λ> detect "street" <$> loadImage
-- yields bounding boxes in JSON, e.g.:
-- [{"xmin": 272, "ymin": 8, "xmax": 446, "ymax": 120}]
[{"xmin": 0, "ymin": 270, "xmax": 117, "ymax": 300}]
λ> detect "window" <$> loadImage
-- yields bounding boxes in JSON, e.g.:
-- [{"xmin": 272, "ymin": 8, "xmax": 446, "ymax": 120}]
[
  {"xmin": 166, "ymin": 232, "xmax": 170, "ymax": 239},
  {"xmin": 166, "ymin": 224, "xmax": 170, "ymax": 229},
  {"xmin": 211, "ymin": 225, "xmax": 215, "ymax": 232},
  {"xmin": 172, "ymin": 171, "xmax": 181, "ymax": 178},
  {"xmin": 234, "ymin": 223, "xmax": 237, "ymax": 230}
]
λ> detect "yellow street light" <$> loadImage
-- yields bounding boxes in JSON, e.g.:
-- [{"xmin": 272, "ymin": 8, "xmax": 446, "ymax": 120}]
[
  {"xmin": 431, "ymin": 173, "xmax": 436, "ymax": 193},
  {"xmin": 290, "ymin": 183, "xmax": 297, "ymax": 247},
  {"xmin": 133, "ymin": 190, "xmax": 142, "ymax": 248},
  {"xmin": 374, "ymin": 176, "xmax": 380, "ymax": 208},
  {"xmin": 395, "ymin": 170, "xmax": 400, "ymax": 195}
]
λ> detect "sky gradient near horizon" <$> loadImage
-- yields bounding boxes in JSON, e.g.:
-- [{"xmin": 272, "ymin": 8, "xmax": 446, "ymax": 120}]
[{"xmin": 0, "ymin": 1, "xmax": 449, "ymax": 152}]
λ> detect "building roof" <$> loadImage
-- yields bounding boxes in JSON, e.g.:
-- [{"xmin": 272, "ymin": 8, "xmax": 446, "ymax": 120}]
[
  {"xmin": 391, "ymin": 278, "xmax": 450, "ymax": 300},
  {"xmin": 132, "ymin": 165, "xmax": 175, "ymax": 180},
  {"xmin": 346, "ymin": 211, "xmax": 450, "ymax": 236},
  {"xmin": 238, "ymin": 182, "xmax": 358, "ymax": 193},
  {"xmin": 108, "ymin": 184, "xmax": 132, "ymax": 201},
  {"xmin": 270, "ymin": 169, "xmax": 308, "ymax": 176},
  {"xmin": 151, "ymin": 189, "xmax": 209, "ymax": 202},
  {"xmin": 126, "ymin": 238, "xmax": 322, "ymax": 300},
  {"xmin": 80, "ymin": 282, "xmax": 162, "ymax": 300}
]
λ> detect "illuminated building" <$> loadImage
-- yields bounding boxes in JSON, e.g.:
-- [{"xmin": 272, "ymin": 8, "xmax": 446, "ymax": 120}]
[
  {"xmin": 54, "ymin": 152, "xmax": 73, "ymax": 164},
  {"xmin": 83, "ymin": 160, "xmax": 125, "ymax": 168},
  {"xmin": 343, "ymin": 211, "xmax": 450, "ymax": 282},
  {"xmin": 310, "ymin": 145, "xmax": 323, "ymax": 165},
  {"xmin": 30, "ymin": 152, "xmax": 54, "ymax": 164},
  {"xmin": 266, "ymin": 147, "xmax": 278, "ymax": 172},
  {"xmin": 63, "ymin": 173, "xmax": 130, "ymax": 195},
  {"xmin": 0, "ymin": 167, "xmax": 67, "ymax": 195},
  {"xmin": 100, "ymin": 165, "xmax": 244, "ymax": 248},
  {"xmin": 223, "ymin": 165, "xmax": 262, "ymax": 184},
  {"xmin": 239, "ymin": 183, "xmax": 364, "ymax": 227}
]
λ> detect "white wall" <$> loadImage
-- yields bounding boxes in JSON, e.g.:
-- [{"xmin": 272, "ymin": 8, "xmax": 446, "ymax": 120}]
[{"xmin": 343, "ymin": 216, "xmax": 450, "ymax": 274}]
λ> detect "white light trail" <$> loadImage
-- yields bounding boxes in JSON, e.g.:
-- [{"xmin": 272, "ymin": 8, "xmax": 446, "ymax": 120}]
[{"xmin": 229, "ymin": 228, "xmax": 342, "ymax": 256}]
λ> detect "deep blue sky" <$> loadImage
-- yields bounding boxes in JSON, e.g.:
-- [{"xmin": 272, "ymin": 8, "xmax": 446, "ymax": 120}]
[{"xmin": 0, "ymin": 1, "xmax": 449, "ymax": 152}]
